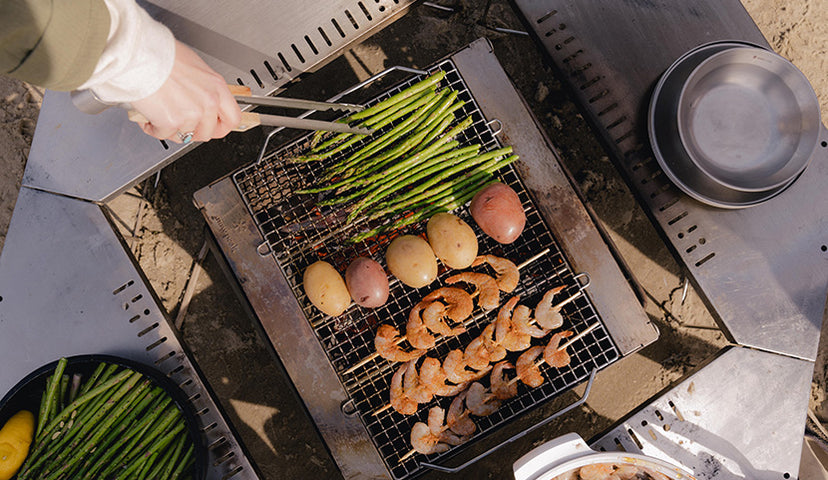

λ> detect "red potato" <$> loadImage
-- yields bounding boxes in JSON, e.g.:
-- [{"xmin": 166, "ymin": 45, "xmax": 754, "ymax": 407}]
[
  {"xmin": 469, "ymin": 182, "xmax": 526, "ymax": 244},
  {"xmin": 345, "ymin": 257, "xmax": 389, "ymax": 308}
]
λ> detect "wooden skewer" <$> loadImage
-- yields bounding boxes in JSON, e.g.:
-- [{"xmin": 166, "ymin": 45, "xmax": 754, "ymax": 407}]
[{"xmin": 343, "ymin": 249, "xmax": 551, "ymax": 375}]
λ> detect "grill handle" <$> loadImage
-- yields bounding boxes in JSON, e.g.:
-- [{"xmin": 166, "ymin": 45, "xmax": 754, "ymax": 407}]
[
  {"xmin": 420, "ymin": 368, "xmax": 598, "ymax": 474},
  {"xmin": 254, "ymin": 65, "xmax": 429, "ymax": 165}
]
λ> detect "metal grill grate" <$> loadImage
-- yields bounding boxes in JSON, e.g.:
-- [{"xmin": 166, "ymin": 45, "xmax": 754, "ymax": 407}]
[{"xmin": 231, "ymin": 60, "xmax": 620, "ymax": 479}]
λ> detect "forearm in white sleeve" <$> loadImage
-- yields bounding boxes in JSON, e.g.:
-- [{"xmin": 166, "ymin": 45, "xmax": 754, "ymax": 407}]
[{"xmin": 77, "ymin": 0, "xmax": 176, "ymax": 103}]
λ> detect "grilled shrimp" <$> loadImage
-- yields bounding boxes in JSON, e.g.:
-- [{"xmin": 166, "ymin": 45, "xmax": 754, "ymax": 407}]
[
  {"xmin": 472, "ymin": 255, "xmax": 519, "ymax": 292},
  {"xmin": 535, "ymin": 286, "xmax": 566, "ymax": 331},
  {"xmin": 516, "ymin": 345, "xmax": 545, "ymax": 388},
  {"xmin": 422, "ymin": 287, "xmax": 474, "ymax": 322},
  {"xmin": 447, "ymin": 390, "xmax": 476, "ymax": 436},
  {"xmin": 410, "ymin": 422, "xmax": 450, "ymax": 455},
  {"xmin": 375, "ymin": 324, "xmax": 425, "ymax": 362},
  {"xmin": 512, "ymin": 304, "xmax": 547, "ymax": 338},
  {"xmin": 543, "ymin": 330, "xmax": 574, "ymax": 369},
  {"xmin": 429, "ymin": 406, "xmax": 469, "ymax": 446},
  {"xmin": 390, "ymin": 362, "xmax": 418, "ymax": 415},
  {"xmin": 443, "ymin": 349, "xmax": 489, "ymax": 384},
  {"xmin": 463, "ymin": 335, "xmax": 493, "ymax": 371},
  {"xmin": 422, "ymin": 300, "xmax": 465, "ymax": 337},
  {"xmin": 496, "ymin": 296, "xmax": 532, "ymax": 352},
  {"xmin": 466, "ymin": 382, "xmax": 500, "ymax": 416},
  {"xmin": 490, "ymin": 361, "xmax": 518, "ymax": 400},
  {"xmin": 446, "ymin": 272, "xmax": 500, "ymax": 310},
  {"xmin": 404, "ymin": 359, "xmax": 432, "ymax": 404},
  {"xmin": 406, "ymin": 302, "xmax": 437, "ymax": 350},
  {"xmin": 419, "ymin": 357, "xmax": 468, "ymax": 397}
]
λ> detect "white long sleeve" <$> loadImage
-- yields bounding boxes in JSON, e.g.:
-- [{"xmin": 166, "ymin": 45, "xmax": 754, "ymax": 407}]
[{"xmin": 77, "ymin": 0, "xmax": 176, "ymax": 103}]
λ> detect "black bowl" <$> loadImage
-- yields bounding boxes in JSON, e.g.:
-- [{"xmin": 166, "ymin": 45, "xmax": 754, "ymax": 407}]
[{"xmin": 0, "ymin": 354, "xmax": 207, "ymax": 480}]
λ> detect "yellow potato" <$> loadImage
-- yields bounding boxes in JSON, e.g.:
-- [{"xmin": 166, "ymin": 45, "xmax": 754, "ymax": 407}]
[
  {"xmin": 426, "ymin": 213, "xmax": 478, "ymax": 270},
  {"xmin": 303, "ymin": 261, "xmax": 351, "ymax": 316},
  {"xmin": 0, "ymin": 410, "xmax": 34, "ymax": 480},
  {"xmin": 386, "ymin": 235, "xmax": 438, "ymax": 288}
]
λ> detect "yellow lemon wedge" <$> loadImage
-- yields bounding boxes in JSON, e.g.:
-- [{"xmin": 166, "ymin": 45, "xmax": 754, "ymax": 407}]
[{"xmin": 0, "ymin": 410, "xmax": 35, "ymax": 480}]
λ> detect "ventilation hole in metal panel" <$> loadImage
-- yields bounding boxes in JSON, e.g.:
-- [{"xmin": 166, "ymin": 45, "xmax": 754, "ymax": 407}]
[
  {"xmin": 196, "ymin": 407, "xmax": 210, "ymax": 416},
  {"xmin": 188, "ymin": 392, "xmax": 202, "ymax": 402},
  {"xmin": 318, "ymin": 27, "xmax": 332, "ymax": 46},
  {"xmin": 668, "ymin": 211, "xmax": 688, "ymax": 225},
  {"xmin": 146, "ymin": 337, "xmax": 166, "ymax": 351},
  {"xmin": 784, "ymin": 473, "xmax": 791, "ymax": 479},
  {"xmin": 143, "ymin": 308, "xmax": 150, "ymax": 315},
  {"xmin": 201, "ymin": 422, "xmax": 218, "ymax": 433},
  {"xmin": 358, "ymin": 2, "xmax": 373, "ymax": 20},
  {"xmin": 686, "ymin": 245, "xmax": 697, "ymax": 253},
  {"xmin": 216, "ymin": 451, "xmax": 236, "ymax": 465},
  {"xmin": 698, "ymin": 237, "xmax": 706, "ymax": 245},
  {"xmin": 112, "ymin": 280, "xmax": 135, "ymax": 295},
  {"xmin": 131, "ymin": 294, "xmax": 142, "ymax": 303},
  {"xmin": 137, "ymin": 323, "xmax": 159, "ymax": 337},
  {"xmin": 559, "ymin": 23, "xmax": 567, "ymax": 30},
  {"xmin": 605, "ymin": 115, "xmax": 627, "ymax": 130},
  {"xmin": 658, "ymin": 196, "xmax": 680, "ymax": 211},
  {"xmin": 0, "ymin": 296, "xmax": 3, "ymax": 302},
  {"xmin": 597, "ymin": 103, "xmax": 618, "ymax": 117},
  {"xmin": 587, "ymin": 89, "xmax": 609, "ymax": 102},
  {"xmin": 650, "ymin": 182, "xmax": 671, "ymax": 198},
  {"xmin": 290, "ymin": 44, "xmax": 305, "ymax": 64},
  {"xmin": 537, "ymin": 10, "xmax": 558, "ymax": 23},
  {"xmin": 123, "ymin": 303, "xmax": 130, "ymax": 310},
  {"xmin": 331, "ymin": 18, "xmax": 346, "ymax": 37},
  {"xmin": 822, "ymin": 245, "xmax": 827, "ymax": 252},
  {"xmin": 264, "ymin": 61, "xmax": 278, "ymax": 80},
  {"xmin": 613, "ymin": 437, "xmax": 626, "ymax": 452},
  {"xmin": 278, "ymin": 52, "xmax": 292, "ymax": 72},
  {"xmin": 641, "ymin": 420, "xmax": 648, "ymax": 426},
  {"xmin": 563, "ymin": 36, "xmax": 575, "ymax": 44},
  {"xmin": 235, "ymin": 78, "xmax": 244, "ymax": 85},
  {"xmin": 250, "ymin": 69, "xmax": 264, "ymax": 88},
  {"xmin": 154, "ymin": 351, "xmax": 175, "ymax": 364},
  {"xmin": 554, "ymin": 43, "xmax": 564, "ymax": 51},
  {"xmin": 695, "ymin": 252, "xmax": 715, "ymax": 267},
  {"xmin": 378, "ymin": 5, "xmax": 385, "ymax": 11},
  {"xmin": 677, "ymin": 233, "xmax": 684, "ymax": 239},
  {"xmin": 305, "ymin": 35, "xmax": 319, "ymax": 55},
  {"xmin": 128, "ymin": 314, "xmax": 141, "ymax": 323},
  {"xmin": 345, "ymin": 9, "xmax": 359, "ymax": 29},
  {"xmin": 572, "ymin": 62, "xmax": 592, "ymax": 74},
  {"xmin": 562, "ymin": 49, "xmax": 583, "ymax": 63},
  {"xmin": 822, "ymin": 141, "xmax": 827, "ymax": 148},
  {"xmin": 628, "ymin": 429, "xmax": 644, "ymax": 449},
  {"xmin": 544, "ymin": 29, "xmax": 557, "ymax": 37},
  {"xmin": 654, "ymin": 410, "xmax": 664, "ymax": 421},
  {"xmin": 615, "ymin": 130, "xmax": 635, "ymax": 143},
  {"xmin": 159, "ymin": 140, "xmax": 169, "ymax": 150},
  {"xmin": 209, "ymin": 437, "xmax": 228, "ymax": 450},
  {"xmin": 688, "ymin": 225, "xmax": 697, "ymax": 233}
]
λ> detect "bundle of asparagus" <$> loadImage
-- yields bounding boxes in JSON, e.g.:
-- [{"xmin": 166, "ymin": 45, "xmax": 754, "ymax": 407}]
[
  {"xmin": 293, "ymin": 71, "xmax": 517, "ymax": 243},
  {"xmin": 16, "ymin": 358, "xmax": 195, "ymax": 480}
]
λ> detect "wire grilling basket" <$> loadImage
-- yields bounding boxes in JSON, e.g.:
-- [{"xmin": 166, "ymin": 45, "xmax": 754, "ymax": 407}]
[{"xmin": 231, "ymin": 60, "xmax": 621, "ymax": 479}]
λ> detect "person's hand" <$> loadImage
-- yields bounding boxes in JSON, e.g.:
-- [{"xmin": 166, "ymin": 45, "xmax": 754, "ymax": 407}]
[{"xmin": 130, "ymin": 41, "xmax": 241, "ymax": 143}]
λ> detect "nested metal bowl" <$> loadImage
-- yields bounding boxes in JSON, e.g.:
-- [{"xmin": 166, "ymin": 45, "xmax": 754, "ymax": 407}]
[
  {"xmin": 0, "ymin": 354, "xmax": 207, "ymax": 480},
  {"xmin": 648, "ymin": 41, "xmax": 813, "ymax": 208},
  {"xmin": 677, "ymin": 47, "xmax": 821, "ymax": 192}
]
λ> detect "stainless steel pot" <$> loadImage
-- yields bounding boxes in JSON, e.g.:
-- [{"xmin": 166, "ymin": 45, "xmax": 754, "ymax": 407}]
[{"xmin": 513, "ymin": 433, "xmax": 696, "ymax": 480}]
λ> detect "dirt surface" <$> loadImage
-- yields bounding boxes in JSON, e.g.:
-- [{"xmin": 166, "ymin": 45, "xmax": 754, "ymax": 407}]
[{"xmin": 1, "ymin": 1, "xmax": 827, "ymax": 479}]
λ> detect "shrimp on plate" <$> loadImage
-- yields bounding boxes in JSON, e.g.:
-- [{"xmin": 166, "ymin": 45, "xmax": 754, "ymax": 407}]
[
  {"xmin": 511, "ymin": 304, "xmax": 547, "ymax": 338},
  {"xmin": 422, "ymin": 287, "xmax": 474, "ymax": 323},
  {"xmin": 446, "ymin": 272, "xmax": 500, "ymax": 310},
  {"xmin": 577, "ymin": 464, "xmax": 616, "ymax": 480},
  {"xmin": 446, "ymin": 390, "xmax": 476, "ymax": 436},
  {"xmin": 390, "ymin": 361, "xmax": 418, "ymax": 415},
  {"xmin": 472, "ymin": 255, "xmax": 520, "ymax": 292},
  {"xmin": 495, "ymin": 296, "xmax": 532, "ymax": 352},
  {"xmin": 419, "ymin": 357, "xmax": 468, "ymax": 397},
  {"xmin": 490, "ymin": 361, "xmax": 518, "ymax": 400},
  {"xmin": 375, "ymin": 324, "xmax": 425, "ymax": 362},
  {"xmin": 466, "ymin": 382, "xmax": 500, "ymax": 416},
  {"xmin": 516, "ymin": 345, "xmax": 545, "ymax": 388},
  {"xmin": 543, "ymin": 330, "xmax": 574, "ymax": 369},
  {"xmin": 535, "ymin": 286, "xmax": 566, "ymax": 331},
  {"xmin": 406, "ymin": 301, "xmax": 437, "ymax": 350}
]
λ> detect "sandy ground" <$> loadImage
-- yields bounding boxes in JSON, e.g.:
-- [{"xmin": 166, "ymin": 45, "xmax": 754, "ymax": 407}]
[{"xmin": 0, "ymin": 1, "xmax": 827, "ymax": 478}]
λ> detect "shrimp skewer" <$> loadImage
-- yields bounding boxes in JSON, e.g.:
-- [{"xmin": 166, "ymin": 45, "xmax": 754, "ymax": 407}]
[
  {"xmin": 472, "ymin": 255, "xmax": 520, "ymax": 292},
  {"xmin": 348, "ymin": 250, "xmax": 551, "ymax": 376},
  {"xmin": 510, "ymin": 323, "xmax": 600, "ymax": 387},
  {"xmin": 446, "ymin": 272, "xmax": 500, "ymax": 310}
]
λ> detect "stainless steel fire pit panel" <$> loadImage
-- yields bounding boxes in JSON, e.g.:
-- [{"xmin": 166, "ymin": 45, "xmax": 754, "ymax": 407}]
[
  {"xmin": 452, "ymin": 38, "xmax": 658, "ymax": 356},
  {"xmin": 0, "ymin": 187, "xmax": 259, "ymax": 480},
  {"xmin": 511, "ymin": 0, "xmax": 828, "ymax": 361},
  {"xmin": 591, "ymin": 346, "xmax": 814, "ymax": 478},
  {"xmin": 194, "ymin": 178, "xmax": 389, "ymax": 479},
  {"xmin": 23, "ymin": 0, "xmax": 416, "ymax": 203}
]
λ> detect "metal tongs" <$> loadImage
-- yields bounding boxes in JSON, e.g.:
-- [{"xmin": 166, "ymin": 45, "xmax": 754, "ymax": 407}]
[
  {"xmin": 71, "ymin": 85, "xmax": 374, "ymax": 135},
  {"xmin": 230, "ymin": 85, "xmax": 374, "ymax": 135}
]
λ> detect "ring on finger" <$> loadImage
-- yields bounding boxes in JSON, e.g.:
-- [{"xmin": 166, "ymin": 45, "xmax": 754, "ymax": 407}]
[{"xmin": 177, "ymin": 131, "xmax": 195, "ymax": 144}]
